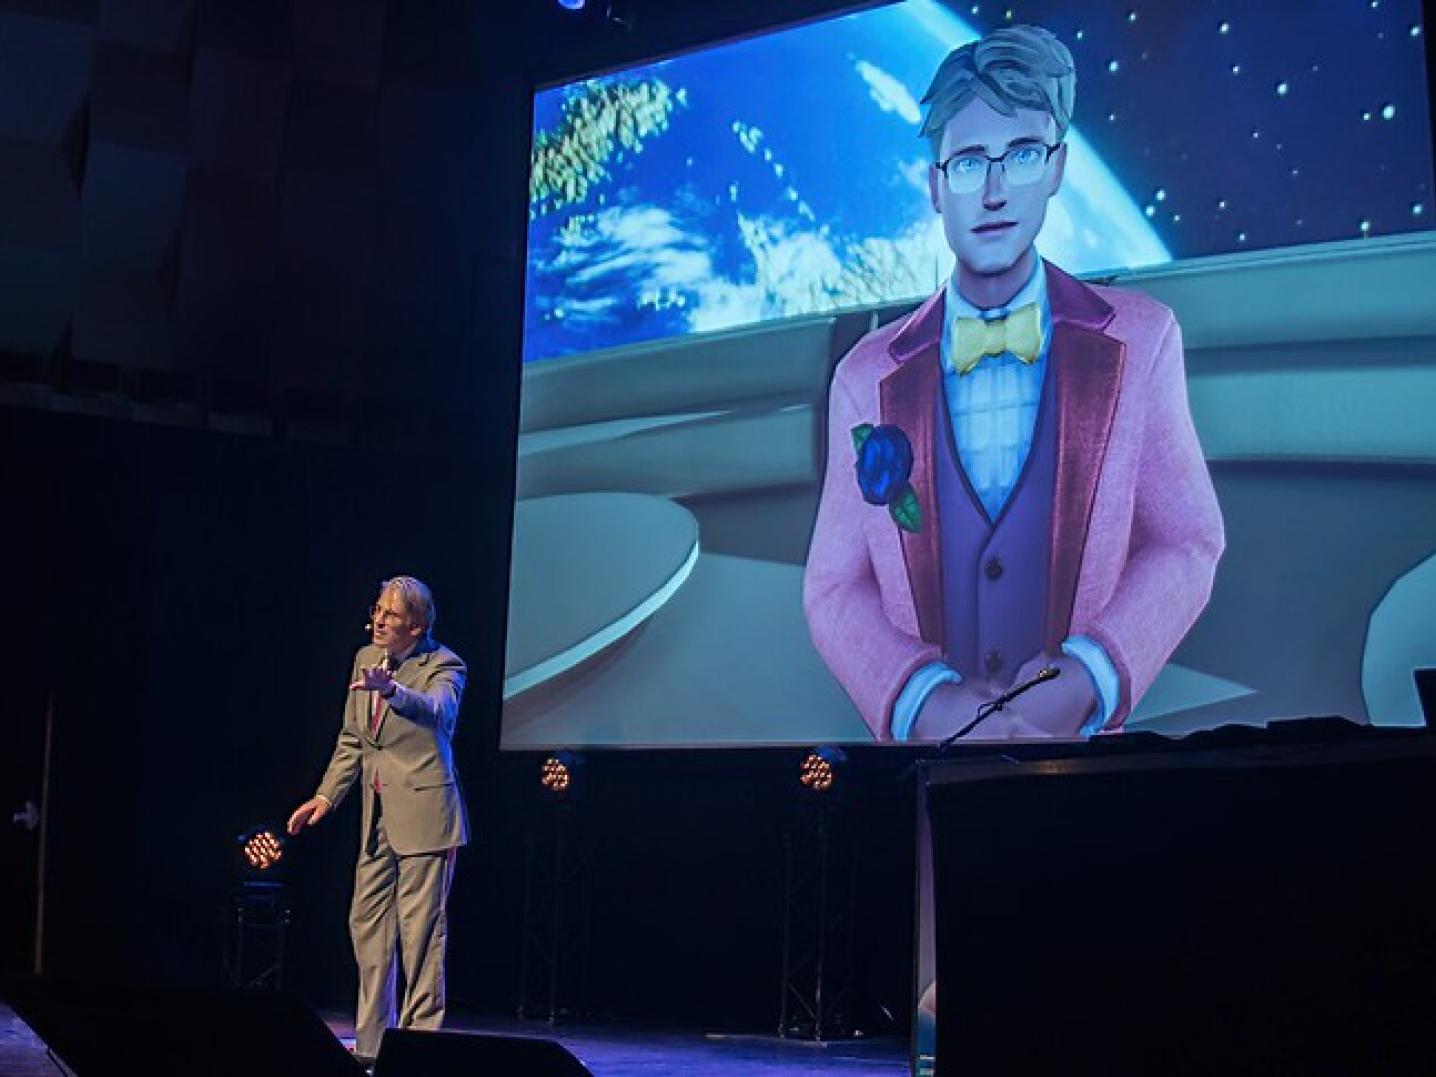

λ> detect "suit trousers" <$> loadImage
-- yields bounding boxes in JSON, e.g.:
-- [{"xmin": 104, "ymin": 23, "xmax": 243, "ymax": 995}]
[{"xmin": 350, "ymin": 794, "xmax": 456, "ymax": 1059}]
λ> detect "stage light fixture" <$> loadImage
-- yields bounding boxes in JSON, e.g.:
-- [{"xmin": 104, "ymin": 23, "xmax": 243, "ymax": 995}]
[
  {"xmin": 556, "ymin": 0, "xmax": 587, "ymax": 10},
  {"xmin": 229, "ymin": 828, "xmax": 292, "ymax": 990},
  {"xmin": 540, "ymin": 751, "xmax": 583, "ymax": 795},
  {"xmin": 238, "ymin": 827, "xmax": 285, "ymax": 871},
  {"xmin": 799, "ymin": 746, "xmax": 847, "ymax": 793}
]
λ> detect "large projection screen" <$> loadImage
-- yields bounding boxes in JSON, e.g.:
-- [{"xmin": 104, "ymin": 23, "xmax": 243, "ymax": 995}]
[{"xmin": 503, "ymin": 0, "xmax": 1436, "ymax": 749}]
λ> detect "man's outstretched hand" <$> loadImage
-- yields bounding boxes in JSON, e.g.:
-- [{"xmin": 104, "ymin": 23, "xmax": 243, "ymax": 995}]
[
  {"xmin": 349, "ymin": 664, "xmax": 395, "ymax": 695},
  {"xmin": 287, "ymin": 796, "xmax": 331, "ymax": 835}
]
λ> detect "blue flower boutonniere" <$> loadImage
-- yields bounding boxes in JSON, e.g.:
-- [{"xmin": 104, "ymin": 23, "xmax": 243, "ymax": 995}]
[{"xmin": 851, "ymin": 423, "xmax": 923, "ymax": 534}]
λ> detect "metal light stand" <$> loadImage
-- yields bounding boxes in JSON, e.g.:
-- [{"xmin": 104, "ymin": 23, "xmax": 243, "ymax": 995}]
[
  {"xmin": 9, "ymin": 694, "xmax": 53, "ymax": 975},
  {"xmin": 225, "ymin": 880, "xmax": 291, "ymax": 990},
  {"xmin": 778, "ymin": 797, "xmax": 858, "ymax": 1041},
  {"xmin": 517, "ymin": 798, "xmax": 593, "ymax": 1023}
]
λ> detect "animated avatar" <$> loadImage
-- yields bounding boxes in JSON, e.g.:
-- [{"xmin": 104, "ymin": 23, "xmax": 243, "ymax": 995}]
[{"xmin": 803, "ymin": 24, "xmax": 1225, "ymax": 741}]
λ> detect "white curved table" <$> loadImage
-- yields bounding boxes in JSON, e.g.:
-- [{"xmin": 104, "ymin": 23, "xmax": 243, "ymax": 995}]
[{"xmin": 503, "ymin": 493, "xmax": 700, "ymax": 700}]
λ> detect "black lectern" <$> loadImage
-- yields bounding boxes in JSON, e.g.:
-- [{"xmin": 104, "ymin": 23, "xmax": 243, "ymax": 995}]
[{"xmin": 912, "ymin": 723, "xmax": 1436, "ymax": 1075}]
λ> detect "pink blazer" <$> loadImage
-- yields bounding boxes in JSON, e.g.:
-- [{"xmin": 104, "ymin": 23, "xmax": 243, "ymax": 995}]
[{"xmin": 803, "ymin": 262, "xmax": 1225, "ymax": 739}]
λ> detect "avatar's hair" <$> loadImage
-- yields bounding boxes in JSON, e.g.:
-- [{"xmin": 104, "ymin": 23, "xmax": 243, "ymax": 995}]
[
  {"xmin": 919, "ymin": 25, "xmax": 1076, "ymax": 160},
  {"xmin": 382, "ymin": 575, "xmax": 436, "ymax": 637}
]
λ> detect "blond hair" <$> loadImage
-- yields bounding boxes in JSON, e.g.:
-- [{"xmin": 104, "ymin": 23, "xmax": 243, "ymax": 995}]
[{"xmin": 920, "ymin": 25, "xmax": 1076, "ymax": 159}]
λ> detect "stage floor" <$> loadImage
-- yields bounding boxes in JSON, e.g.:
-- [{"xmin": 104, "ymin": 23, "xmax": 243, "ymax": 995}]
[{"xmin": 1, "ymin": 1002, "xmax": 908, "ymax": 1076}]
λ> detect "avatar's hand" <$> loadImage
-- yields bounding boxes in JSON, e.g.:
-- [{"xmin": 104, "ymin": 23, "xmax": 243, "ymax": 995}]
[
  {"xmin": 1001, "ymin": 652, "xmax": 1098, "ymax": 738},
  {"xmin": 910, "ymin": 679, "xmax": 1009, "ymax": 743}
]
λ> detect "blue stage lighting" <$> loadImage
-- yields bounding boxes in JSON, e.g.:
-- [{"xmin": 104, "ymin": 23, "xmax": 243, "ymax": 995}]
[{"xmin": 557, "ymin": 0, "xmax": 587, "ymax": 11}]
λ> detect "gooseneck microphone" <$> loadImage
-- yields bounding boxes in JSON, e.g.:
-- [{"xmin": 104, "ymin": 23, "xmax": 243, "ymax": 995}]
[
  {"xmin": 939, "ymin": 665, "xmax": 1062, "ymax": 749},
  {"xmin": 988, "ymin": 664, "xmax": 1060, "ymax": 708}
]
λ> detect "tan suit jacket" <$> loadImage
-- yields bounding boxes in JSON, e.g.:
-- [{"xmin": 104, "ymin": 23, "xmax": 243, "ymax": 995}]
[{"xmin": 316, "ymin": 639, "xmax": 469, "ymax": 855}]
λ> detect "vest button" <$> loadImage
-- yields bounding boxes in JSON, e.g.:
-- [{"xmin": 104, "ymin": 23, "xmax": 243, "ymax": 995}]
[
  {"xmin": 984, "ymin": 556, "xmax": 1004, "ymax": 580},
  {"xmin": 984, "ymin": 650, "xmax": 1005, "ymax": 675}
]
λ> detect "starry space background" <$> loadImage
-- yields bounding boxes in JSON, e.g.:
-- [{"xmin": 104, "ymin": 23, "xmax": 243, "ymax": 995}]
[
  {"xmin": 521, "ymin": 0, "xmax": 1436, "ymax": 360},
  {"xmin": 952, "ymin": 0, "xmax": 1435, "ymax": 257}
]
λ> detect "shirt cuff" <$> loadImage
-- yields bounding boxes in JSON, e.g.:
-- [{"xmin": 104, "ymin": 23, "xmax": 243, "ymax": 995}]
[
  {"xmin": 1061, "ymin": 635, "xmax": 1119, "ymax": 736},
  {"xmin": 892, "ymin": 662, "xmax": 962, "ymax": 742}
]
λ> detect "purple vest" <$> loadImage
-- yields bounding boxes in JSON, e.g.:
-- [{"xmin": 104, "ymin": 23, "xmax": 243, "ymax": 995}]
[{"xmin": 935, "ymin": 372, "xmax": 1057, "ymax": 681}]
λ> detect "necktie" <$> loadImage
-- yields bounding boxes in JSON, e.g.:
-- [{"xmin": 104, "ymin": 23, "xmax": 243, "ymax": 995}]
[
  {"xmin": 949, "ymin": 302, "xmax": 1043, "ymax": 375},
  {"xmin": 370, "ymin": 656, "xmax": 394, "ymax": 793},
  {"xmin": 369, "ymin": 654, "xmax": 396, "ymax": 737},
  {"xmin": 370, "ymin": 689, "xmax": 384, "ymax": 793}
]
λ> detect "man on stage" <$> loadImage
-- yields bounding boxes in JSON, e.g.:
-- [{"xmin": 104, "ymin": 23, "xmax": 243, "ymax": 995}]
[
  {"xmin": 803, "ymin": 24, "xmax": 1224, "ymax": 742},
  {"xmin": 287, "ymin": 575, "xmax": 468, "ymax": 1067}
]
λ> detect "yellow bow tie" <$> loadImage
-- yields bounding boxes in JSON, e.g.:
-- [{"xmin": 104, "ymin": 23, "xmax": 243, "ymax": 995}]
[{"xmin": 949, "ymin": 303, "xmax": 1043, "ymax": 375}]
